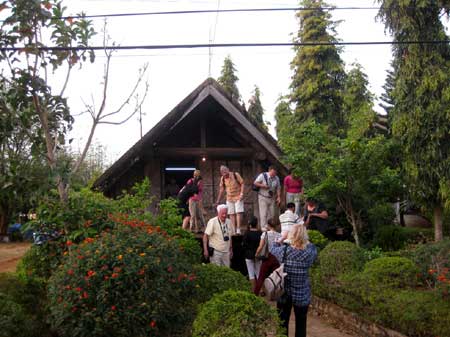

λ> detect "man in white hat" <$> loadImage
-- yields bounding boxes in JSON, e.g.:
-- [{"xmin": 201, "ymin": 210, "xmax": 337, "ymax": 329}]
[{"xmin": 203, "ymin": 204, "xmax": 233, "ymax": 267}]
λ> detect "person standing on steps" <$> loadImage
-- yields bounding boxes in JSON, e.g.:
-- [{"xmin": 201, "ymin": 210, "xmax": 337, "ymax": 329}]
[
  {"xmin": 215, "ymin": 165, "xmax": 245, "ymax": 235},
  {"xmin": 242, "ymin": 216, "xmax": 263, "ymax": 292},
  {"xmin": 283, "ymin": 170, "xmax": 304, "ymax": 217},
  {"xmin": 203, "ymin": 204, "xmax": 233, "ymax": 267},
  {"xmin": 254, "ymin": 166, "xmax": 281, "ymax": 231}
]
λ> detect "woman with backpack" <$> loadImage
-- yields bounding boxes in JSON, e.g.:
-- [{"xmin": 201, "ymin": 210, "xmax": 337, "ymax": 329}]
[{"xmin": 270, "ymin": 224, "xmax": 317, "ymax": 337}]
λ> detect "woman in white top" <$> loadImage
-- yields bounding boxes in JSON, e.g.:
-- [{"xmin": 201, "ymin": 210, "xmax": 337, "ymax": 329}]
[{"xmin": 253, "ymin": 218, "xmax": 281, "ymax": 295}]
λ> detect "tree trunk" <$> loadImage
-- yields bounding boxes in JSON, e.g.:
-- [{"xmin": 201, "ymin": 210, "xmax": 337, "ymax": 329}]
[
  {"xmin": 0, "ymin": 206, "xmax": 7, "ymax": 235},
  {"xmin": 433, "ymin": 205, "xmax": 443, "ymax": 242},
  {"xmin": 337, "ymin": 196, "xmax": 361, "ymax": 246}
]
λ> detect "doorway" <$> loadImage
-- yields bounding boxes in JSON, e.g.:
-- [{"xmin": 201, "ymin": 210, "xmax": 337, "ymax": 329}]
[{"xmin": 163, "ymin": 159, "xmax": 197, "ymax": 199}]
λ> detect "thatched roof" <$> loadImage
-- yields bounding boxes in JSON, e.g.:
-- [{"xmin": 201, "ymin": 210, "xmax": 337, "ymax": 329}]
[{"xmin": 93, "ymin": 78, "xmax": 287, "ymax": 191}]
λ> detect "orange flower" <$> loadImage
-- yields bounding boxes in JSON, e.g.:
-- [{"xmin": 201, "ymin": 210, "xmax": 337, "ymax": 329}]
[
  {"xmin": 111, "ymin": 273, "xmax": 119, "ymax": 279},
  {"xmin": 117, "ymin": 255, "xmax": 123, "ymax": 260},
  {"xmin": 66, "ymin": 240, "xmax": 73, "ymax": 246},
  {"xmin": 139, "ymin": 253, "xmax": 146, "ymax": 257}
]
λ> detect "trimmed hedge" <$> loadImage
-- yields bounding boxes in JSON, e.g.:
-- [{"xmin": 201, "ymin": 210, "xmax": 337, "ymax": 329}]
[
  {"xmin": 192, "ymin": 290, "xmax": 286, "ymax": 337},
  {"xmin": 318, "ymin": 241, "xmax": 365, "ymax": 277},
  {"xmin": 361, "ymin": 257, "xmax": 419, "ymax": 288},
  {"xmin": 311, "ymin": 241, "xmax": 450, "ymax": 337},
  {"xmin": 193, "ymin": 264, "xmax": 251, "ymax": 305}
]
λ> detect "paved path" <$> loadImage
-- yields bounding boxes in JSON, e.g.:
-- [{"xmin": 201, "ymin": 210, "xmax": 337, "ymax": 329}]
[
  {"xmin": 0, "ymin": 242, "xmax": 30, "ymax": 273},
  {"xmin": 268, "ymin": 300, "xmax": 354, "ymax": 337}
]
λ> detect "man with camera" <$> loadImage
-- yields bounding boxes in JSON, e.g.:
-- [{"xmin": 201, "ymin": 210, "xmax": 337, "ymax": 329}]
[
  {"xmin": 203, "ymin": 204, "xmax": 233, "ymax": 267},
  {"xmin": 253, "ymin": 166, "xmax": 281, "ymax": 231}
]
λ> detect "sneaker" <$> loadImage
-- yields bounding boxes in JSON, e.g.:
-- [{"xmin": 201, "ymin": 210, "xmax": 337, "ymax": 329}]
[{"xmin": 236, "ymin": 228, "xmax": 241, "ymax": 235}]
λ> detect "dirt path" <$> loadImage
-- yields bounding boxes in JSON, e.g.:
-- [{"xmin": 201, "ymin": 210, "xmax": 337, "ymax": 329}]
[{"xmin": 0, "ymin": 242, "xmax": 31, "ymax": 273}]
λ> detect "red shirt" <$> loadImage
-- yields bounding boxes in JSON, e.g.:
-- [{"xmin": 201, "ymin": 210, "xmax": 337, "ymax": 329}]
[{"xmin": 284, "ymin": 175, "xmax": 303, "ymax": 194}]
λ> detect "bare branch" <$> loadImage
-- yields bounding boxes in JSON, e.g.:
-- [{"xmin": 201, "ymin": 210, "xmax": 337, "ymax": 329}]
[{"xmin": 60, "ymin": 62, "xmax": 73, "ymax": 97}]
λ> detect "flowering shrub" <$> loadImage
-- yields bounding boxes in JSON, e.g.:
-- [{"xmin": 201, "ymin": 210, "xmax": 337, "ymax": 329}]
[
  {"xmin": 47, "ymin": 220, "xmax": 199, "ymax": 337},
  {"xmin": 192, "ymin": 290, "xmax": 286, "ymax": 337}
]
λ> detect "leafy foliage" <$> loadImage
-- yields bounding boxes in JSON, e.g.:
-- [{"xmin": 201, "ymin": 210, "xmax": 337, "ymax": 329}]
[
  {"xmin": 192, "ymin": 264, "xmax": 251, "ymax": 305},
  {"xmin": 372, "ymin": 225, "xmax": 433, "ymax": 251},
  {"xmin": 318, "ymin": 241, "xmax": 365, "ymax": 277},
  {"xmin": 192, "ymin": 290, "xmax": 286, "ymax": 337},
  {"xmin": 290, "ymin": 0, "xmax": 345, "ymax": 130},
  {"xmin": 218, "ymin": 56, "xmax": 241, "ymax": 102},
  {"xmin": 377, "ymin": 0, "xmax": 450, "ymax": 241},
  {"xmin": 247, "ymin": 85, "xmax": 267, "ymax": 131},
  {"xmin": 307, "ymin": 229, "xmax": 328, "ymax": 250},
  {"xmin": 47, "ymin": 221, "xmax": 199, "ymax": 337}
]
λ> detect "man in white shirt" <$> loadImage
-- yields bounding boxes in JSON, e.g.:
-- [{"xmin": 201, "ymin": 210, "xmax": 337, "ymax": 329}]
[
  {"xmin": 279, "ymin": 202, "xmax": 303, "ymax": 242},
  {"xmin": 203, "ymin": 204, "xmax": 233, "ymax": 267},
  {"xmin": 253, "ymin": 166, "xmax": 281, "ymax": 230}
]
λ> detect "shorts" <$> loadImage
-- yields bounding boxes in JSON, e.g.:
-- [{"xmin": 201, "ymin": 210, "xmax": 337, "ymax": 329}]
[{"xmin": 226, "ymin": 199, "xmax": 244, "ymax": 215}]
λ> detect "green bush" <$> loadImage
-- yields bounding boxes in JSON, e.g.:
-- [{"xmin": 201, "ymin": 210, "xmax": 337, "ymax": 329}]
[
  {"xmin": 307, "ymin": 230, "xmax": 328, "ymax": 250},
  {"xmin": 193, "ymin": 264, "xmax": 251, "ymax": 305},
  {"xmin": 402, "ymin": 239, "xmax": 450, "ymax": 288},
  {"xmin": 192, "ymin": 290, "xmax": 286, "ymax": 337},
  {"xmin": 0, "ymin": 293, "xmax": 31, "ymax": 337},
  {"xmin": 0, "ymin": 273, "xmax": 51, "ymax": 337},
  {"xmin": 371, "ymin": 289, "xmax": 450, "ymax": 337},
  {"xmin": 47, "ymin": 221, "xmax": 199, "ymax": 337},
  {"xmin": 318, "ymin": 241, "xmax": 365, "ymax": 277},
  {"xmin": 372, "ymin": 225, "xmax": 433, "ymax": 251},
  {"xmin": 361, "ymin": 256, "xmax": 419, "ymax": 288}
]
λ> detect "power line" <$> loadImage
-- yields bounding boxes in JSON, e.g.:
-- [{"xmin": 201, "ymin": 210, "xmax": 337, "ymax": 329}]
[
  {"xmin": 0, "ymin": 6, "xmax": 383, "ymax": 23},
  {"xmin": 2, "ymin": 40, "xmax": 449, "ymax": 52}
]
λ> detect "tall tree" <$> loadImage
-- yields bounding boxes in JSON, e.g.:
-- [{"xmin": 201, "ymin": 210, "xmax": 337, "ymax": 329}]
[
  {"xmin": 289, "ymin": 0, "xmax": 346, "ymax": 130},
  {"xmin": 274, "ymin": 95, "xmax": 292, "ymax": 140},
  {"xmin": 247, "ymin": 85, "xmax": 267, "ymax": 131},
  {"xmin": 0, "ymin": 2, "xmax": 148, "ymax": 205},
  {"xmin": 377, "ymin": 1, "xmax": 450, "ymax": 241},
  {"xmin": 218, "ymin": 56, "xmax": 241, "ymax": 102}
]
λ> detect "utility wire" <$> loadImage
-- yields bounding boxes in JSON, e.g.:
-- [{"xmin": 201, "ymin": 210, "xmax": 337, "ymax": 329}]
[
  {"xmin": 0, "ymin": 6, "xmax": 384, "ymax": 23},
  {"xmin": 2, "ymin": 40, "xmax": 449, "ymax": 52}
]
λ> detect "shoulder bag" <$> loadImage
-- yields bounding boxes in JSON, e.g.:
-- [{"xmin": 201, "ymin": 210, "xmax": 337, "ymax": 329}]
[{"xmin": 264, "ymin": 245, "xmax": 288, "ymax": 301}]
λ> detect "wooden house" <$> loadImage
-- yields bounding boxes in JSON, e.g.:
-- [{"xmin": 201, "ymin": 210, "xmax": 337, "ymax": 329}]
[{"xmin": 93, "ymin": 78, "xmax": 288, "ymax": 221}]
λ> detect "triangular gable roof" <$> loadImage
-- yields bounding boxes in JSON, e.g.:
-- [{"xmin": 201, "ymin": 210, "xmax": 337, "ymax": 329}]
[{"xmin": 93, "ymin": 78, "xmax": 287, "ymax": 190}]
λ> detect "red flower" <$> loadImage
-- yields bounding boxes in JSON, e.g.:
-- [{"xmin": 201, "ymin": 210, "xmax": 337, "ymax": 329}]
[
  {"xmin": 67, "ymin": 269, "xmax": 74, "ymax": 275},
  {"xmin": 111, "ymin": 273, "xmax": 119, "ymax": 279},
  {"xmin": 82, "ymin": 292, "xmax": 89, "ymax": 299},
  {"xmin": 75, "ymin": 287, "xmax": 82, "ymax": 292},
  {"xmin": 66, "ymin": 240, "xmax": 73, "ymax": 246},
  {"xmin": 149, "ymin": 320, "xmax": 156, "ymax": 328},
  {"xmin": 167, "ymin": 266, "xmax": 173, "ymax": 273},
  {"xmin": 111, "ymin": 305, "xmax": 117, "ymax": 311},
  {"xmin": 87, "ymin": 270, "xmax": 96, "ymax": 278}
]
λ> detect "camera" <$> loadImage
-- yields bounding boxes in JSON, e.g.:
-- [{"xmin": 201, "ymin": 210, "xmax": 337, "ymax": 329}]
[
  {"xmin": 268, "ymin": 190, "xmax": 274, "ymax": 197},
  {"xmin": 224, "ymin": 236, "xmax": 230, "ymax": 241}
]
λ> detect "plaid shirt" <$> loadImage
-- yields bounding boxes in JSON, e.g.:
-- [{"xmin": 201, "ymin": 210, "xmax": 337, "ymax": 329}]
[{"xmin": 270, "ymin": 242, "xmax": 317, "ymax": 306}]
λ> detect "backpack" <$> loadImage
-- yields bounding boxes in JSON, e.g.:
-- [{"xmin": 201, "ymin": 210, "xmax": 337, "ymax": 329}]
[
  {"xmin": 177, "ymin": 179, "xmax": 199, "ymax": 203},
  {"xmin": 252, "ymin": 172, "xmax": 269, "ymax": 192},
  {"xmin": 221, "ymin": 172, "xmax": 239, "ymax": 189},
  {"xmin": 264, "ymin": 245, "xmax": 288, "ymax": 301}
]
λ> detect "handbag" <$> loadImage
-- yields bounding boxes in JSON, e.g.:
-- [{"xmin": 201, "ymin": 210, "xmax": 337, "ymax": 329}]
[
  {"xmin": 264, "ymin": 245, "xmax": 288, "ymax": 301},
  {"xmin": 207, "ymin": 246, "xmax": 214, "ymax": 257},
  {"xmin": 255, "ymin": 232, "xmax": 269, "ymax": 260}
]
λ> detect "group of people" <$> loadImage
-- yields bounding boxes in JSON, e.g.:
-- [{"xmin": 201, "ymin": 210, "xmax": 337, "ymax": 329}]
[{"xmin": 202, "ymin": 203, "xmax": 317, "ymax": 337}]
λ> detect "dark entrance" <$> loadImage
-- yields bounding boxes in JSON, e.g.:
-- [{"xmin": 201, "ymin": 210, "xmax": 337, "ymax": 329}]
[{"xmin": 163, "ymin": 159, "xmax": 197, "ymax": 198}]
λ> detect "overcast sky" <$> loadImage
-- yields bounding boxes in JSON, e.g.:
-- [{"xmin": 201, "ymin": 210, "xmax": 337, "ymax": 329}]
[{"xmin": 10, "ymin": 0, "xmax": 450, "ymax": 162}]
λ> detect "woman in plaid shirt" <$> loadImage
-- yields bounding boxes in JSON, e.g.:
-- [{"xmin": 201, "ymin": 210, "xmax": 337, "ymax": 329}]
[{"xmin": 270, "ymin": 225, "xmax": 317, "ymax": 337}]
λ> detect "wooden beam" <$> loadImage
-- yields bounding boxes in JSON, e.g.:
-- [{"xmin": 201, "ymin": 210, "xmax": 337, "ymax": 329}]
[{"xmin": 155, "ymin": 147, "xmax": 253, "ymax": 158}]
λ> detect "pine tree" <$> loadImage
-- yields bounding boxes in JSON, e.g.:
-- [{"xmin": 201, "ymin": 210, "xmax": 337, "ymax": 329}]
[
  {"xmin": 218, "ymin": 56, "xmax": 241, "ymax": 102},
  {"xmin": 290, "ymin": 0, "xmax": 346, "ymax": 130},
  {"xmin": 247, "ymin": 86, "xmax": 267, "ymax": 130},
  {"xmin": 377, "ymin": 0, "xmax": 450, "ymax": 241}
]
